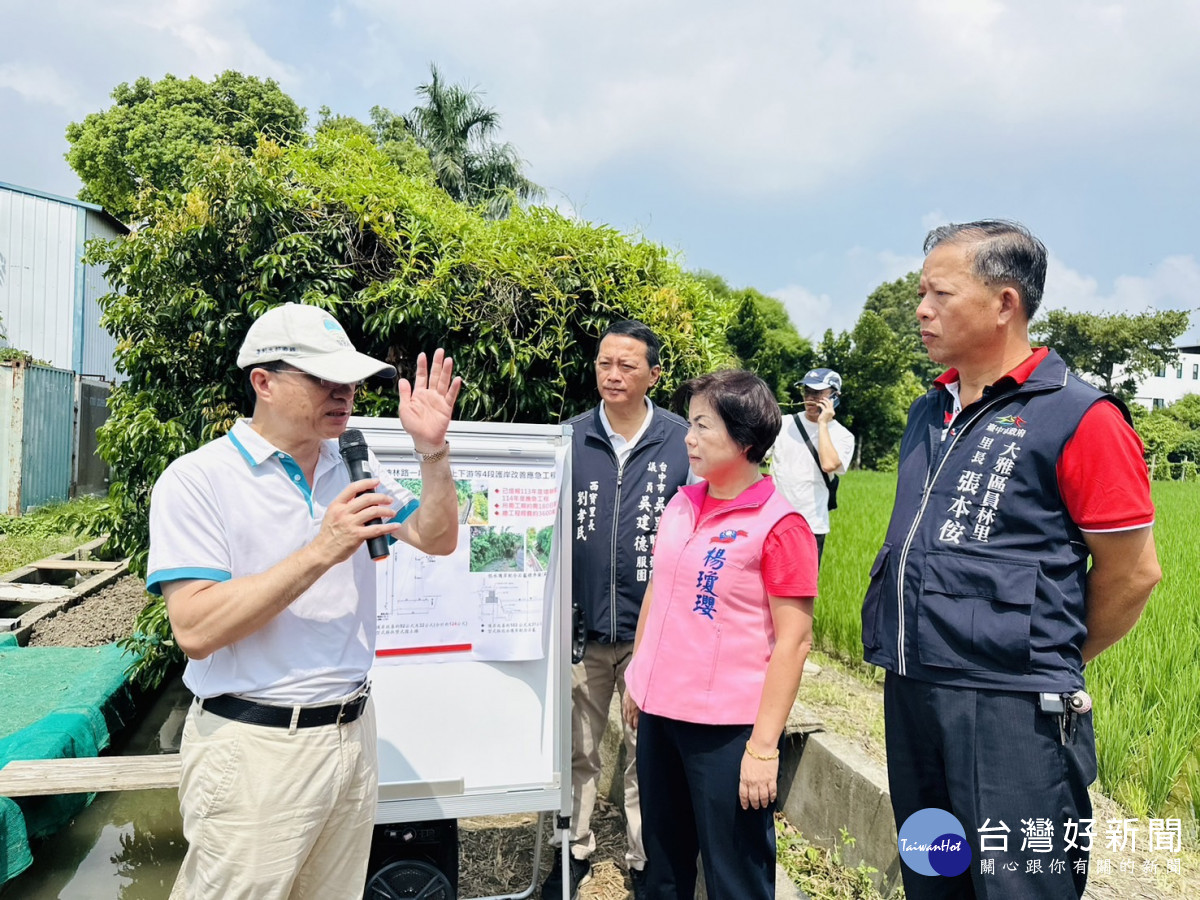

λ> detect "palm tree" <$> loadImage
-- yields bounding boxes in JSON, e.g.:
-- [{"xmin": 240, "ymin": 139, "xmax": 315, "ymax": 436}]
[{"xmin": 404, "ymin": 64, "xmax": 543, "ymax": 218}]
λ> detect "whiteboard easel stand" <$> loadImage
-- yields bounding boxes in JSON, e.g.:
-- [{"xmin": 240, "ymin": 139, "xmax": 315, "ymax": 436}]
[{"xmin": 355, "ymin": 419, "xmax": 576, "ymax": 900}]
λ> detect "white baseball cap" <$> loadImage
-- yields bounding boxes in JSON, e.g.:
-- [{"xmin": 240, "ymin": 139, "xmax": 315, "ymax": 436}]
[{"xmin": 236, "ymin": 303, "xmax": 396, "ymax": 383}]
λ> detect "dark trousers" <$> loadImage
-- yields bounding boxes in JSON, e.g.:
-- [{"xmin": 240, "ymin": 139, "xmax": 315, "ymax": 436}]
[
  {"xmin": 884, "ymin": 674, "xmax": 1096, "ymax": 900},
  {"xmin": 636, "ymin": 712, "xmax": 775, "ymax": 900},
  {"xmin": 814, "ymin": 532, "xmax": 826, "ymax": 564}
]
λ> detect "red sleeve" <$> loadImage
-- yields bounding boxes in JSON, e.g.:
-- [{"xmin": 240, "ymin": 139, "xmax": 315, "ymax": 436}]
[
  {"xmin": 762, "ymin": 513, "xmax": 819, "ymax": 598},
  {"xmin": 1056, "ymin": 401, "xmax": 1155, "ymax": 532}
]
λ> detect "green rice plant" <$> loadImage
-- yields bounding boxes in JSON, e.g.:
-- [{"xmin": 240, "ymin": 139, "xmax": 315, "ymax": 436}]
[
  {"xmin": 811, "ymin": 472, "xmax": 1200, "ymax": 826},
  {"xmin": 813, "ymin": 470, "xmax": 894, "ymax": 662},
  {"xmin": 1088, "ymin": 480, "xmax": 1200, "ymax": 821}
]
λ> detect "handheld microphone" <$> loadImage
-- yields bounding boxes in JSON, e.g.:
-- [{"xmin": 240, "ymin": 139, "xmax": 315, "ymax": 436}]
[{"xmin": 338, "ymin": 429, "xmax": 391, "ymax": 562}]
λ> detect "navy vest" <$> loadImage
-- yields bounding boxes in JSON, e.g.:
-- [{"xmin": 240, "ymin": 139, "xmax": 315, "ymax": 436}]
[
  {"xmin": 566, "ymin": 402, "xmax": 691, "ymax": 643},
  {"xmin": 862, "ymin": 350, "xmax": 1128, "ymax": 692}
]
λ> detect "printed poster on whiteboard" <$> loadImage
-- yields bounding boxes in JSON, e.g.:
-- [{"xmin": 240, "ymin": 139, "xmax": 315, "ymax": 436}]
[{"xmin": 374, "ymin": 453, "xmax": 563, "ymax": 662}]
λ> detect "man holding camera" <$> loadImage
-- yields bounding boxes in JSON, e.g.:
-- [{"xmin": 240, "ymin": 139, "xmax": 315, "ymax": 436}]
[{"xmin": 769, "ymin": 367, "xmax": 855, "ymax": 562}]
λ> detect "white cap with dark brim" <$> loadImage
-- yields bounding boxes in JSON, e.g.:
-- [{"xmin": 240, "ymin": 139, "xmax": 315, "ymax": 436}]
[{"xmin": 236, "ymin": 302, "xmax": 396, "ymax": 384}]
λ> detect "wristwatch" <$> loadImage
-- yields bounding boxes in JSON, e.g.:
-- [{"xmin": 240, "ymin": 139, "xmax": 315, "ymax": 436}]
[{"xmin": 415, "ymin": 442, "xmax": 450, "ymax": 464}]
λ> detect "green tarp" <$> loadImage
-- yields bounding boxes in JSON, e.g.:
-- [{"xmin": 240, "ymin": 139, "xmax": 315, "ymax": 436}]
[{"xmin": 0, "ymin": 638, "xmax": 137, "ymax": 884}]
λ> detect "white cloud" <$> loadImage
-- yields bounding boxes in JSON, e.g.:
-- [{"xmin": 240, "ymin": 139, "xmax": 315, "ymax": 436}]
[
  {"xmin": 1044, "ymin": 254, "xmax": 1200, "ymax": 342},
  {"xmin": 345, "ymin": 0, "xmax": 1200, "ymax": 196},
  {"xmin": 771, "ymin": 245, "xmax": 924, "ymax": 341},
  {"xmin": 538, "ymin": 188, "xmax": 581, "ymax": 222},
  {"xmin": 774, "ymin": 247, "xmax": 1200, "ymax": 350},
  {"xmin": 0, "ymin": 63, "xmax": 80, "ymax": 109},
  {"xmin": 867, "ymin": 250, "xmax": 925, "ymax": 288},
  {"xmin": 920, "ymin": 210, "xmax": 949, "ymax": 233},
  {"xmin": 770, "ymin": 284, "xmax": 847, "ymax": 342},
  {"xmin": 118, "ymin": 0, "xmax": 298, "ymax": 85},
  {"xmin": 0, "ymin": 2, "xmax": 299, "ymax": 119}
]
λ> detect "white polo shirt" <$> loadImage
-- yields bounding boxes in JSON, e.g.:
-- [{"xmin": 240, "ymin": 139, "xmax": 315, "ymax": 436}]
[
  {"xmin": 769, "ymin": 415, "xmax": 854, "ymax": 535},
  {"xmin": 598, "ymin": 396, "xmax": 654, "ymax": 466},
  {"xmin": 147, "ymin": 419, "xmax": 417, "ymax": 704}
]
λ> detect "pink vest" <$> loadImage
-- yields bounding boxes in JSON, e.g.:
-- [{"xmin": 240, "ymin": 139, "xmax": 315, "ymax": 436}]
[{"xmin": 625, "ymin": 477, "xmax": 796, "ymax": 725}]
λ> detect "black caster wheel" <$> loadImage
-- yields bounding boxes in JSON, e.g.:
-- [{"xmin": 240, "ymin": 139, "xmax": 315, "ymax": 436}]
[{"xmin": 365, "ymin": 858, "xmax": 455, "ymax": 899}]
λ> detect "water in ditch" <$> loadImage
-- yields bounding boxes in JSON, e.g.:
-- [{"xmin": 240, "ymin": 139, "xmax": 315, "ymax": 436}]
[{"xmin": 4, "ymin": 677, "xmax": 191, "ymax": 899}]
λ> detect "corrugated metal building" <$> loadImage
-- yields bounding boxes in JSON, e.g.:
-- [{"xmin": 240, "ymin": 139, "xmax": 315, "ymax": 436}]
[
  {"xmin": 0, "ymin": 182, "xmax": 128, "ymax": 512},
  {"xmin": 0, "ymin": 181, "xmax": 128, "ymax": 381}
]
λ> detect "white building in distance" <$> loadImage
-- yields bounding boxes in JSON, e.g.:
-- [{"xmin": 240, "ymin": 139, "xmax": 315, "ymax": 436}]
[{"xmin": 1130, "ymin": 345, "xmax": 1200, "ymax": 410}]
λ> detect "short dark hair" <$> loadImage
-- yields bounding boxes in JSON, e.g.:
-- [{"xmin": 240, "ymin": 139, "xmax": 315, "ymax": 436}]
[
  {"xmin": 598, "ymin": 320, "xmax": 662, "ymax": 368},
  {"xmin": 242, "ymin": 361, "xmax": 289, "ymax": 413},
  {"xmin": 674, "ymin": 369, "xmax": 781, "ymax": 464},
  {"xmin": 923, "ymin": 219, "xmax": 1048, "ymax": 318},
  {"xmin": 243, "ymin": 367, "xmax": 264, "ymax": 413}
]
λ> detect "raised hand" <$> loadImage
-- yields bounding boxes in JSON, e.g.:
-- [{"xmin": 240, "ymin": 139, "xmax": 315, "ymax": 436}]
[{"xmin": 398, "ymin": 349, "xmax": 463, "ymax": 453}]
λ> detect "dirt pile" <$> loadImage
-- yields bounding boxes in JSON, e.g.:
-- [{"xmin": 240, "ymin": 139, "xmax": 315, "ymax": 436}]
[{"xmin": 27, "ymin": 576, "xmax": 150, "ymax": 648}]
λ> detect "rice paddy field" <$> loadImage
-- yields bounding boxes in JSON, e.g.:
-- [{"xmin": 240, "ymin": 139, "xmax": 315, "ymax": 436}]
[{"xmin": 815, "ymin": 471, "xmax": 1200, "ymax": 830}]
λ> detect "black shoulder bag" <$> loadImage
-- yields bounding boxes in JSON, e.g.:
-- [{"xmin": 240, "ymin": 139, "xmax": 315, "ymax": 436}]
[{"xmin": 793, "ymin": 413, "xmax": 839, "ymax": 511}]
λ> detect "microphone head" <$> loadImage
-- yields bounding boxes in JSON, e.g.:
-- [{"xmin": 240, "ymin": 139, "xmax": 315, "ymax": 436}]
[{"xmin": 338, "ymin": 428, "xmax": 369, "ymax": 461}]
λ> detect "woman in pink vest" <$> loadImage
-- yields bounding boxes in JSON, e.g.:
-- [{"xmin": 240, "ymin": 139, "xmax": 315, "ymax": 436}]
[{"xmin": 624, "ymin": 369, "xmax": 819, "ymax": 899}]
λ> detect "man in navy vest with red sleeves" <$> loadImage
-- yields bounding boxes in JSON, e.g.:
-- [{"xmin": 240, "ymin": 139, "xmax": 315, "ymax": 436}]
[{"xmin": 862, "ymin": 220, "xmax": 1161, "ymax": 899}]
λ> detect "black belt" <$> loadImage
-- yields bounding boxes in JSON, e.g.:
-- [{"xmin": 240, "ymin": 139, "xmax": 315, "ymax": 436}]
[{"xmin": 200, "ymin": 687, "xmax": 370, "ymax": 729}]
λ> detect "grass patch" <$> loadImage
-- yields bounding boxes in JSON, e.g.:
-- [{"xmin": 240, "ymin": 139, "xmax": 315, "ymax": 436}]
[
  {"xmin": 801, "ymin": 651, "xmax": 887, "ymax": 763},
  {"xmin": 776, "ymin": 815, "xmax": 898, "ymax": 899},
  {"xmin": 0, "ymin": 496, "xmax": 107, "ymax": 573}
]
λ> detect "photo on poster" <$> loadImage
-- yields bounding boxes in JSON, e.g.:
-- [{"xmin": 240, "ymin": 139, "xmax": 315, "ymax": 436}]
[
  {"xmin": 469, "ymin": 525, "xmax": 524, "ymax": 572},
  {"xmin": 376, "ymin": 453, "xmax": 563, "ymax": 662},
  {"xmin": 526, "ymin": 525, "xmax": 553, "ymax": 572}
]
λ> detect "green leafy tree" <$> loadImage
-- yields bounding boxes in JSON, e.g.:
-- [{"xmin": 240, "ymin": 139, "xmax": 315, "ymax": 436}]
[
  {"xmin": 1134, "ymin": 411, "xmax": 1191, "ymax": 479},
  {"xmin": 1133, "ymin": 392, "xmax": 1200, "ymax": 480},
  {"xmin": 84, "ymin": 130, "xmax": 733, "ymax": 685},
  {"xmin": 65, "ymin": 71, "xmax": 306, "ymax": 221},
  {"xmin": 535, "ymin": 525, "xmax": 553, "ymax": 557},
  {"xmin": 695, "ymin": 272, "xmax": 813, "ymax": 402},
  {"xmin": 862, "ymin": 271, "xmax": 941, "ymax": 383},
  {"xmin": 1163, "ymin": 392, "xmax": 1200, "ymax": 430},
  {"xmin": 402, "ymin": 65, "xmax": 543, "ymax": 218},
  {"xmin": 1031, "ymin": 309, "xmax": 1191, "ymax": 398},
  {"xmin": 817, "ymin": 312, "xmax": 924, "ymax": 470},
  {"xmin": 313, "ymin": 105, "xmax": 438, "ymax": 186},
  {"xmin": 367, "ymin": 106, "xmax": 439, "ymax": 185}
]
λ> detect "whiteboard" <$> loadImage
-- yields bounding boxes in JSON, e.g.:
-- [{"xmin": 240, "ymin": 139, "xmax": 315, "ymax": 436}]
[{"xmin": 350, "ymin": 417, "xmax": 573, "ymax": 824}]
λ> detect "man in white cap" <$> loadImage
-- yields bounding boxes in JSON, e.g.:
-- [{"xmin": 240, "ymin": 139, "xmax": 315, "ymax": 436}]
[
  {"xmin": 769, "ymin": 367, "xmax": 855, "ymax": 563},
  {"xmin": 147, "ymin": 302, "xmax": 462, "ymax": 899}
]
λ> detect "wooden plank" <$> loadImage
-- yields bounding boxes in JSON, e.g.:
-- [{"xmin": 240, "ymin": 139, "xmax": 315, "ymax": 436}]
[
  {"xmin": 0, "ymin": 755, "xmax": 181, "ymax": 796},
  {"xmin": 29, "ymin": 559, "xmax": 124, "ymax": 572}
]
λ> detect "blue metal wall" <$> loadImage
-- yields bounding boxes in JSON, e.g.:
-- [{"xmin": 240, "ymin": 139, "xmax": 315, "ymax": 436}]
[
  {"xmin": 0, "ymin": 361, "xmax": 76, "ymax": 513},
  {"xmin": 18, "ymin": 363, "xmax": 75, "ymax": 512}
]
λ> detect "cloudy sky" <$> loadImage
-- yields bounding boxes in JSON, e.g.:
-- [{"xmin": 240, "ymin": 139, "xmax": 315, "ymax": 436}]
[{"xmin": 3, "ymin": 0, "xmax": 1198, "ymax": 344}]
